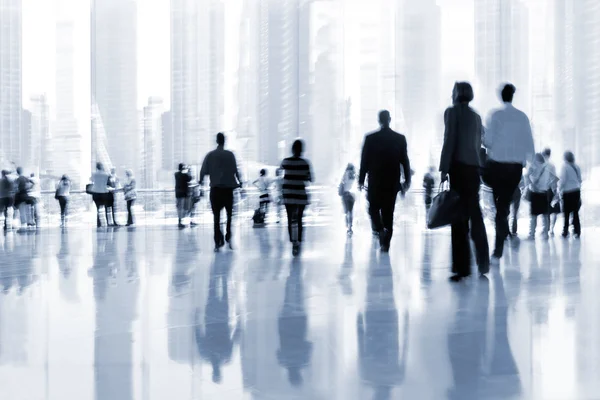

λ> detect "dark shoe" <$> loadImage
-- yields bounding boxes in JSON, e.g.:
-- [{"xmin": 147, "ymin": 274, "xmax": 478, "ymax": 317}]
[
  {"xmin": 178, "ymin": 223, "xmax": 186, "ymax": 229},
  {"xmin": 449, "ymin": 274, "xmax": 469, "ymax": 282},
  {"xmin": 574, "ymin": 233, "xmax": 581, "ymax": 239},
  {"xmin": 380, "ymin": 245, "xmax": 390, "ymax": 253},
  {"xmin": 190, "ymin": 222, "xmax": 198, "ymax": 227},
  {"xmin": 561, "ymin": 232, "xmax": 569, "ymax": 238},
  {"xmin": 292, "ymin": 242, "xmax": 300, "ymax": 257}
]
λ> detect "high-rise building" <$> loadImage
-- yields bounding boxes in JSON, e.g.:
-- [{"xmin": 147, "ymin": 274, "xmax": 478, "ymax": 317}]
[
  {"xmin": 0, "ymin": 0, "xmax": 22, "ymax": 165},
  {"xmin": 396, "ymin": 0, "xmax": 442, "ymax": 169},
  {"xmin": 161, "ymin": 111, "xmax": 173, "ymax": 170},
  {"xmin": 474, "ymin": 0, "xmax": 530, "ymax": 116},
  {"xmin": 142, "ymin": 97, "xmax": 164, "ymax": 189},
  {"xmin": 54, "ymin": 19, "xmax": 88, "ymax": 188},
  {"xmin": 170, "ymin": 0, "xmax": 225, "ymax": 167},
  {"xmin": 91, "ymin": 0, "xmax": 138, "ymax": 174},
  {"xmin": 23, "ymin": 95, "xmax": 51, "ymax": 173}
]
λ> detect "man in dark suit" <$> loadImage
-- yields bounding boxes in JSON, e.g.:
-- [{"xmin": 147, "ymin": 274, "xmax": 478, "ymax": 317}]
[{"xmin": 359, "ymin": 110, "xmax": 411, "ymax": 252}]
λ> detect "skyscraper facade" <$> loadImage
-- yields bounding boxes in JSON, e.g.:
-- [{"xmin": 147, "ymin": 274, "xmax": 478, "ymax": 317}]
[
  {"xmin": 23, "ymin": 95, "xmax": 51, "ymax": 172},
  {"xmin": 142, "ymin": 97, "xmax": 164, "ymax": 189},
  {"xmin": 170, "ymin": 0, "xmax": 225, "ymax": 167},
  {"xmin": 91, "ymin": 0, "xmax": 138, "ymax": 174},
  {"xmin": 0, "ymin": 0, "xmax": 22, "ymax": 165},
  {"xmin": 474, "ymin": 0, "xmax": 530, "ymax": 116}
]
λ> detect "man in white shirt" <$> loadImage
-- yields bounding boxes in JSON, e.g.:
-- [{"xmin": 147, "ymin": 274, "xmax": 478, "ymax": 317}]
[{"xmin": 483, "ymin": 84, "xmax": 535, "ymax": 264}]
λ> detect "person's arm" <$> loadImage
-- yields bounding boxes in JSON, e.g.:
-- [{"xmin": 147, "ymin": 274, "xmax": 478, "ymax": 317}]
[
  {"xmin": 358, "ymin": 136, "xmax": 369, "ymax": 188},
  {"xmin": 483, "ymin": 111, "xmax": 495, "ymax": 149},
  {"xmin": 199, "ymin": 155, "xmax": 209, "ymax": 186},
  {"xmin": 232, "ymin": 154, "xmax": 242, "ymax": 187},
  {"xmin": 401, "ymin": 136, "xmax": 411, "ymax": 188},
  {"xmin": 439, "ymin": 108, "xmax": 457, "ymax": 178},
  {"xmin": 524, "ymin": 116, "xmax": 535, "ymax": 165},
  {"xmin": 307, "ymin": 160, "xmax": 313, "ymax": 183},
  {"xmin": 558, "ymin": 165, "xmax": 567, "ymax": 193}
]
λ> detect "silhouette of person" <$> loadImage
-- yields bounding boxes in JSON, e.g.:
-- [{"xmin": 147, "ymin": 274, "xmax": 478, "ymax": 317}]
[
  {"xmin": 439, "ymin": 82, "xmax": 490, "ymax": 281},
  {"xmin": 200, "ymin": 133, "xmax": 243, "ymax": 251},
  {"xmin": 277, "ymin": 259, "xmax": 313, "ymax": 386},
  {"xmin": 483, "ymin": 83, "xmax": 535, "ymax": 264},
  {"xmin": 174, "ymin": 163, "xmax": 193, "ymax": 228},
  {"xmin": 195, "ymin": 253, "xmax": 241, "ymax": 383},
  {"xmin": 357, "ymin": 252, "xmax": 408, "ymax": 400},
  {"xmin": 338, "ymin": 237, "xmax": 354, "ymax": 296},
  {"xmin": 359, "ymin": 110, "xmax": 411, "ymax": 252}
]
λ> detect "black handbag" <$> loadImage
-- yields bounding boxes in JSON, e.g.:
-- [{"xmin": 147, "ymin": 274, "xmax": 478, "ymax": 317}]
[
  {"xmin": 427, "ymin": 182, "xmax": 462, "ymax": 229},
  {"xmin": 86, "ymin": 183, "xmax": 94, "ymax": 195}
]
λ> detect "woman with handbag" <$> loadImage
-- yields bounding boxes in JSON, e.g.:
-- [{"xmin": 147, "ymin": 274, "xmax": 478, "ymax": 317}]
[
  {"xmin": 438, "ymin": 82, "xmax": 490, "ymax": 281},
  {"xmin": 123, "ymin": 169, "xmax": 137, "ymax": 226},
  {"xmin": 558, "ymin": 151, "xmax": 582, "ymax": 238},
  {"xmin": 525, "ymin": 153, "xmax": 553, "ymax": 239},
  {"xmin": 55, "ymin": 175, "xmax": 71, "ymax": 227},
  {"xmin": 339, "ymin": 163, "xmax": 356, "ymax": 236},
  {"xmin": 89, "ymin": 162, "xmax": 111, "ymax": 227}
]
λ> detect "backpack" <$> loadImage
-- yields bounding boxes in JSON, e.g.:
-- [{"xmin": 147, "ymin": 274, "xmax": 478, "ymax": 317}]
[{"xmin": 252, "ymin": 208, "xmax": 265, "ymax": 225}]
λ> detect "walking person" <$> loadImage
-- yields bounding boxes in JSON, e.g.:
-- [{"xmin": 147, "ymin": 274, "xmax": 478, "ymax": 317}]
[
  {"xmin": 439, "ymin": 82, "xmax": 490, "ymax": 281},
  {"xmin": 559, "ymin": 151, "xmax": 582, "ymax": 238},
  {"xmin": 339, "ymin": 163, "xmax": 356, "ymax": 236},
  {"xmin": 55, "ymin": 175, "xmax": 71, "ymax": 228},
  {"xmin": 358, "ymin": 110, "xmax": 411, "ymax": 253},
  {"xmin": 174, "ymin": 163, "xmax": 193, "ymax": 228},
  {"xmin": 526, "ymin": 153, "xmax": 553, "ymax": 240},
  {"xmin": 483, "ymin": 83, "xmax": 535, "ymax": 265},
  {"xmin": 281, "ymin": 139, "xmax": 313, "ymax": 256},
  {"xmin": 542, "ymin": 148, "xmax": 560, "ymax": 235},
  {"xmin": 90, "ymin": 162, "xmax": 111, "ymax": 228},
  {"xmin": 200, "ymin": 132, "xmax": 242, "ymax": 251},
  {"xmin": 123, "ymin": 169, "xmax": 137, "ymax": 226},
  {"xmin": 28, "ymin": 173, "xmax": 42, "ymax": 227},
  {"xmin": 253, "ymin": 168, "xmax": 272, "ymax": 215},
  {"xmin": 107, "ymin": 168, "xmax": 121, "ymax": 226},
  {"xmin": 0, "ymin": 170, "xmax": 15, "ymax": 231},
  {"xmin": 14, "ymin": 168, "xmax": 32, "ymax": 229},
  {"xmin": 509, "ymin": 177, "xmax": 525, "ymax": 237},
  {"xmin": 422, "ymin": 167, "xmax": 435, "ymax": 220}
]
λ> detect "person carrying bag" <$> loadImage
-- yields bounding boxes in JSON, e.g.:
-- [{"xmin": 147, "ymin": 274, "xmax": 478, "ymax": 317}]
[{"xmin": 427, "ymin": 182, "xmax": 461, "ymax": 230}]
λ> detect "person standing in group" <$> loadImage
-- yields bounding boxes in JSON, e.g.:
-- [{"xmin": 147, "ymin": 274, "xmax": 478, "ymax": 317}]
[
  {"xmin": 123, "ymin": 169, "xmax": 137, "ymax": 226},
  {"xmin": 253, "ymin": 168, "xmax": 272, "ymax": 215},
  {"xmin": 174, "ymin": 163, "xmax": 192, "ymax": 228},
  {"xmin": 55, "ymin": 175, "xmax": 71, "ymax": 228},
  {"xmin": 281, "ymin": 139, "xmax": 313, "ymax": 256},
  {"xmin": 526, "ymin": 153, "xmax": 553, "ymax": 240},
  {"xmin": 439, "ymin": 82, "xmax": 490, "ymax": 281},
  {"xmin": 483, "ymin": 83, "xmax": 535, "ymax": 265},
  {"xmin": 14, "ymin": 168, "xmax": 33, "ymax": 229},
  {"xmin": 0, "ymin": 170, "xmax": 15, "ymax": 231},
  {"xmin": 339, "ymin": 163, "xmax": 356, "ymax": 236},
  {"xmin": 509, "ymin": 177, "xmax": 525, "ymax": 237},
  {"xmin": 358, "ymin": 110, "xmax": 411, "ymax": 253},
  {"xmin": 200, "ymin": 132, "xmax": 242, "ymax": 251},
  {"xmin": 106, "ymin": 168, "xmax": 121, "ymax": 226},
  {"xmin": 422, "ymin": 166, "xmax": 435, "ymax": 220},
  {"xmin": 559, "ymin": 151, "xmax": 582, "ymax": 238},
  {"xmin": 90, "ymin": 162, "xmax": 111, "ymax": 228},
  {"xmin": 542, "ymin": 148, "xmax": 560, "ymax": 235}
]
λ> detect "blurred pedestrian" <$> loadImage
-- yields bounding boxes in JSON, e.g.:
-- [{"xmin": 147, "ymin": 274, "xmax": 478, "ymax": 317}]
[
  {"xmin": 339, "ymin": 163, "xmax": 356, "ymax": 236},
  {"xmin": 123, "ymin": 169, "xmax": 137, "ymax": 226},
  {"xmin": 55, "ymin": 174, "xmax": 71, "ymax": 228},
  {"xmin": 542, "ymin": 148, "xmax": 560, "ymax": 236},
  {"xmin": 0, "ymin": 170, "xmax": 15, "ymax": 230},
  {"xmin": 14, "ymin": 167, "xmax": 32, "ymax": 228},
  {"xmin": 281, "ymin": 139, "xmax": 313, "ymax": 256},
  {"xmin": 559, "ymin": 151, "xmax": 582, "ymax": 238},
  {"xmin": 422, "ymin": 166, "xmax": 435, "ymax": 218},
  {"xmin": 28, "ymin": 173, "xmax": 41, "ymax": 227},
  {"xmin": 439, "ymin": 82, "xmax": 489, "ymax": 281},
  {"xmin": 175, "ymin": 163, "xmax": 192, "ymax": 228},
  {"xmin": 526, "ymin": 153, "xmax": 553, "ymax": 240},
  {"xmin": 253, "ymin": 168, "xmax": 272, "ymax": 215},
  {"xmin": 90, "ymin": 162, "xmax": 111, "ymax": 228},
  {"xmin": 107, "ymin": 168, "xmax": 121, "ymax": 226}
]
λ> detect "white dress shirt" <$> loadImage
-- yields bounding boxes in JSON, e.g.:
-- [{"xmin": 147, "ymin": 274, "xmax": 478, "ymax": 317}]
[
  {"xmin": 484, "ymin": 103, "xmax": 535, "ymax": 164},
  {"xmin": 559, "ymin": 162, "xmax": 582, "ymax": 194}
]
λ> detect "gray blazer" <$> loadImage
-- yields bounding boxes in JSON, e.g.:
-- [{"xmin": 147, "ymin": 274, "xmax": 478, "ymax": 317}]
[{"xmin": 439, "ymin": 104, "xmax": 483, "ymax": 175}]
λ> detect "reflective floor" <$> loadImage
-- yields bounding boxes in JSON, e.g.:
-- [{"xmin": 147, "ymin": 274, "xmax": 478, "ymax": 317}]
[{"xmin": 0, "ymin": 218, "xmax": 599, "ymax": 400}]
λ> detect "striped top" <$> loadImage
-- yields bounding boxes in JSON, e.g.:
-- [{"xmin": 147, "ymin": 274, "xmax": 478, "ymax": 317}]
[{"xmin": 281, "ymin": 157, "xmax": 313, "ymax": 205}]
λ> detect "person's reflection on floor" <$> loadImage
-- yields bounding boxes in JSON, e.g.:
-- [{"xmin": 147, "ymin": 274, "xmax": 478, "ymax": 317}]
[
  {"xmin": 16, "ymin": 232, "xmax": 35, "ymax": 294},
  {"xmin": 561, "ymin": 238, "xmax": 582, "ymax": 318},
  {"xmin": 357, "ymin": 252, "xmax": 408, "ymax": 400},
  {"xmin": 255, "ymin": 228, "xmax": 272, "ymax": 281},
  {"xmin": 277, "ymin": 258, "xmax": 313, "ymax": 386},
  {"xmin": 171, "ymin": 231, "xmax": 198, "ymax": 293},
  {"xmin": 57, "ymin": 230, "xmax": 80, "ymax": 303},
  {"xmin": 57, "ymin": 230, "xmax": 71, "ymax": 278},
  {"xmin": 196, "ymin": 253, "xmax": 241, "ymax": 383},
  {"xmin": 421, "ymin": 232, "xmax": 432, "ymax": 288},
  {"xmin": 447, "ymin": 279, "xmax": 489, "ymax": 400},
  {"xmin": 527, "ymin": 241, "xmax": 550, "ymax": 325},
  {"xmin": 339, "ymin": 237, "xmax": 354, "ymax": 296},
  {"xmin": 124, "ymin": 231, "xmax": 138, "ymax": 282},
  {"xmin": 0, "ymin": 233, "xmax": 15, "ymax": 292},
  {"xmin": 487, "ymin": 269, "xmax": 522, "ymax": 398}
]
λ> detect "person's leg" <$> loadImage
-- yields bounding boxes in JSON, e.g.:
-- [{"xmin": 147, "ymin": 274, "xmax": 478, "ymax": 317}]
[
  {"xmin": 19, "ymin": 202, "xmax": 29, "ymax": 226},
  {"xmin": 127, "ymin": 200, "xmax": 134, "ymax": 225},
  {"xmin": 224, "ymin": 189, "xmax": 234, "ymax": 243},
  {"xmin": 58, "ymin": 197, "xmax": 66, "ymax": 226},
  {"xmin": 541, "ymin": 214, "xmax": 550, "ymax": 238},
  {"xmin": 285, "ymin": 204, "xmax": 295, "ymax": 242},
  {"xmin": 348, "ymin": 194, "xmax": 355, "ymax": 231},
  {"xmin": 573, "ymin": 191, "xmax": 581, "ymax": 236},
  {"xmin": 210, "ymin": 189, "xmax": 224, "ymax": 246},
  {"xmin": 297, "ymin": 205, "xmax": 306, "ymax": 243},
  {"xmin": 549, "ymin": 213, "xmax": 557, "ymax": 235},
  {"xmin": 529, "ymin": 214, "xmax": 537, "ymax": 238},
  {"xmin": 367, "ymin": 190, "xmax": 383, "ymax": 235},
  {"xmin": 380, "ymin": 189, "xmax": 398, "ymax": 249},
  {"xmin": 449, "ymin": 166, "xmax": 471, "ymax": 277},
  {"xmin": 111, "ymin": 194, "xmax": 119, "ymax": 225},
  {"xmin": 511, "ymin": 194, "xmax": 521, "ymax": 235},
  {"xmin": 492, "ymin": 165, "xmax": 521, "ymax": 258}
]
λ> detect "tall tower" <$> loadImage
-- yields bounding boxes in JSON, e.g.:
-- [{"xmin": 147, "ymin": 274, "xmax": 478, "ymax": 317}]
[
  {"xmin": 170, "ymin": 0, "xmax": 225, "ymax": 167},
  {"xmin": 91, "ymin": 0, "xmax": 138, "ymax": 174},
  {"xmin": 474, "ymin": 0, "xmax": 530, "ymax": 116},
  {"xmin": 142, "ymin": 97, "xmax": 164, "ymax": 189},
  {"xmin": 0, "ymin": 0, "xmax": 22, "ymax": 165}
]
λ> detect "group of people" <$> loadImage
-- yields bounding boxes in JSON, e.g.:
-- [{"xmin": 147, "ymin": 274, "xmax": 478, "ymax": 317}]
[
  {"xmin": 88, "ymin": 164, "xmax": 137, "ymax": 227},
  {"xmin": 0, "ymin": 167, "xmax": 42, "ymax": 230}
]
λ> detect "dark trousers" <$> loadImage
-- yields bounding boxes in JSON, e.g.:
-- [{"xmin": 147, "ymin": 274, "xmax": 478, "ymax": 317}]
[
  {"xmin": 1, "ymin": 197, "xmax": 14, "ymax": 228},
  {"xmin": 210, "ymin": 188, "xmax": 234, "ymax": 245},
  {"xmin": 107, "ymin": 193, "xmax": 118, "ymax": 225},
  {"xmin": 486, "ymin": 162, "xmax": 523, "ymax": 258},
  {"xmin": 127, "ymin": 200, "xmax": 135, "ymax": 225},
  {"xmin": 449, "ymin": 163, "xmax": 489, "ymax": 276},
  {"xmin": 285, "ymin": 204, "xmax": 306, "ymax": 243},
  {"xmin": 92, "ymin": 193, "xmax": 110, "ymax": 227},
  {"xmin": 562, "ymin": 190, "xmax": 581, "ymax": 236},
  {"xmin": 510, "ymin": 190, "xmax": 521, "ymax": 235},
  {"xmin": 368, "ymin": 188, "xmax": 398, "ymax": 247},
  {"xmin": 57, "ymin": 196, "xmax": 68, "ymax": 219}
]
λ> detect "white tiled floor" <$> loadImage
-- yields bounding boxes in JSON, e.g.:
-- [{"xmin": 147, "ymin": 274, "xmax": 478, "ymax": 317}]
[{"xmin": 0, "ymin": 220, "xmax": 598, "ymax": 400}]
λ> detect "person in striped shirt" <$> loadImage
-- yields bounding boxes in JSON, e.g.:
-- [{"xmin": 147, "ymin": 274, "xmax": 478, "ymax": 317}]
[{"xmin": 280, "ymin": 139, "xmax": 313, "ymax": 256}]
